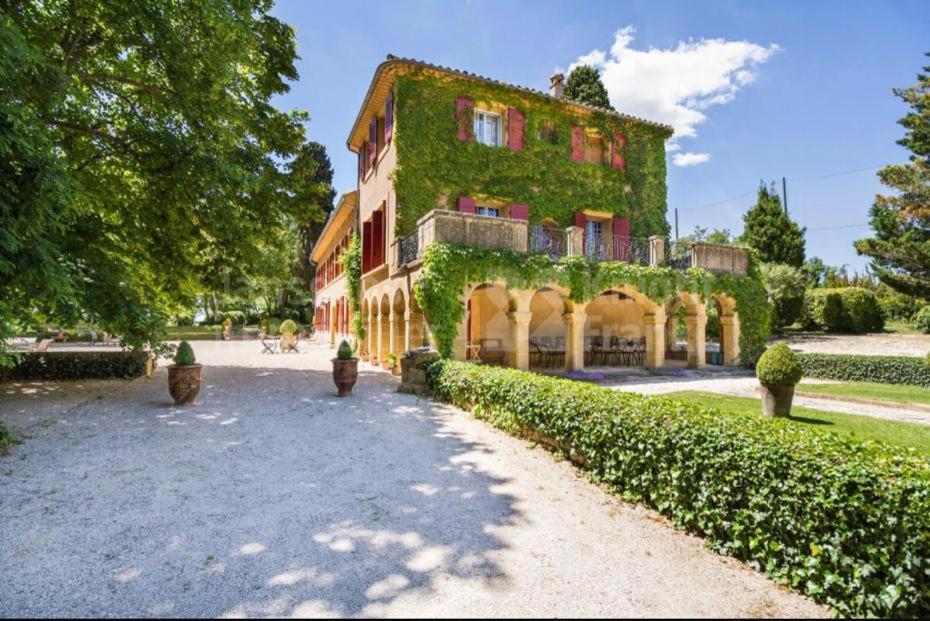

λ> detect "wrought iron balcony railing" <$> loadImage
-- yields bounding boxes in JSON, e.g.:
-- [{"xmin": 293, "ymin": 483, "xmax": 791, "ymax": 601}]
[
  {"xmin": 584, "ymin": 234, "xmax": 651, "ymax": 266},
  {"xmin": 529, "ymin": 224, "xmax": 568, "ymax": 259},
  {"xmin": 397, "ymin": 232, "xmax": 419, "ymax": 266}
]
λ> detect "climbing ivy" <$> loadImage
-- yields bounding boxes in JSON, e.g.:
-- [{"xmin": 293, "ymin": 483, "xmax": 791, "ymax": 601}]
[
  {"xmin": 340, "ymin": 233, "xmax": 365, "ymax": 341},
  {"xmin": 392, "ymin": 71, "xmax": 673, "ymax": 237},
  {"xmin": 413, "ymin": 242, "xmax": 772, "ymax": 364}
]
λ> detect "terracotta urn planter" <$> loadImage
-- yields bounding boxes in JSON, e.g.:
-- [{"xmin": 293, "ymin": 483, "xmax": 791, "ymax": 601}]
[
  {"xmin": 760, "ymin": 383, "xmax": 795, "ymax": 418},
  {"xmin": 332, "ymin": 357, "xmax": 359, "ymax": 397},
  {"xmin": 168, "ymin": 364, "xmax": 203, "ymax": 405}
]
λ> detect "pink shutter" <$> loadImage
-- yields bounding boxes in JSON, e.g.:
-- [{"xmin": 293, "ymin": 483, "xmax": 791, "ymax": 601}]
[
  {"xmin": 612, "ymin": 216, "xmax": 630, "ymax": 261},
  {"xmin": 611, "ymin": 132, "xmax": 626, "ymax": 169},
  {"xmin": 368, "ymin": 119, "xmax": 378, "ymax": 167},
  {"xmin": 571, "ymin": 125, "xmax": 584, "ymax": 162},
  {"xmin": 456, "ymin": 97, "xmax": 474, "ymax": 141},
  {"xmin": 509, "ymin": 203, "xmax": 529, "ymax": 221},
  {"xmin": 385, "ymin": 89, "xmax": 394, "ymax": 142},
  {"xmin": 506, "ymin": 108, "xmax": 525, "ymax": 151},
  {"xmin": 457, "ymin": 196, "xmax": 476, "ymax": 214},
  {"xmin": 358, "ymin": 149, "xmax": 364, "ymax": 180}
]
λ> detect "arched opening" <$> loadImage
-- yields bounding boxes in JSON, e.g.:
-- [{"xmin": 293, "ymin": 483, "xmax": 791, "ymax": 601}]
[
  {"xmin": 529, "ymin": 287, "xmax": 567, "ymax": 369},
  {"xmin": 664, "ymin": 292, "xmax": 707, "ymax": 368},
  {"xmin": 709, "ymin": 294, "xmax": 740, "ymax": 365},
  {"xmin": 583, "ymin": 290, "xmax": 647, "ymax": 367},
  {"xmin": 466, "ymin": 283, "xmax": 511, "ymax": 366}
]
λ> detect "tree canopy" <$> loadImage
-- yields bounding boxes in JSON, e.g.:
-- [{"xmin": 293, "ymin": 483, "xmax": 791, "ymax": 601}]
[
  {"xmin": 0, "ymin": 1, "xmax": 325, "ymax": 362},
  {"xmin": 564, "ymin": 65, "xmax": 614, "ymax": 110},
  {"xmin": 741, "ymin": 182, "xmax": 807, "ymax": 267},
  {"xmin": 856, "ymin": 53, "xmax": 930, "ymax": 299}
]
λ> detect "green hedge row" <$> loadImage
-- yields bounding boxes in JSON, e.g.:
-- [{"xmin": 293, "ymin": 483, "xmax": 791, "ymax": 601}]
[
  {"xmin": 0, "ymin": 351, "xmax": 148, "ymax": 381},
  {"xmin": 801, "ymin": 287, "xmax": 885, "ymax": 333},
  {"xmin": 426, "ymin": 360, "xmax": 930, "ymax": 617},
  {"xmin": 800, "ymin": 353, "xmax": 930, "ymax": 388}
]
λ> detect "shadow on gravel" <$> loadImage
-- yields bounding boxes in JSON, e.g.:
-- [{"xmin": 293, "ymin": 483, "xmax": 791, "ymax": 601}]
[{"xmin": 0, "ymin": 364, "xmax": 522, "ymax": 618}]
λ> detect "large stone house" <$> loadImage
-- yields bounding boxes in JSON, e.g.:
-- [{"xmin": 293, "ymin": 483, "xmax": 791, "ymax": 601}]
[{"xmin": 314, "ymin": 55, "xmax": 755, "ymax": 371}]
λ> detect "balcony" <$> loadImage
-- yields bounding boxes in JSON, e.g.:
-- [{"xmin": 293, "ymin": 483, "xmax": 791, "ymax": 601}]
[{"xmin": 392, "ymin": 209, "xmax": 748, "ymax": 275}]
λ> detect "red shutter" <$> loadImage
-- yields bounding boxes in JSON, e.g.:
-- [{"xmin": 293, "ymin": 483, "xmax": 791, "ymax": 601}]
[
  {"xmin": 571, "ymin": 125, "xmax": 585, "ymax": 162},
  {"xmin": 506, "ymin": 108, "xmax": 524, "ymax": 151},
  {"xmin": 456, "ymin": 97, "xmax": 474, "ymax": 141},
  {"xmin": 612, "ymin": 216, "xmax": 630, "ymax": 261},
  {"xmin": 358, "ymin": 149, "xmax": 365, "ymax": 180},
  {"xmin": 509, "ymin": 203, "xmax": 529, "ymax": 221},
  {"xmin": 385, "ymin": 89, "xmax": 394, "ymax": 142},
  {"xmin": 372, "ymin": 209, "xmax": 384, "ymax": 267},
  {"xmin": 362, "ymin": 220, "xmax": 373, "ymax": 272},
  {"xmin": 611, "ymin": 133, "xmax": 626, "ymax": 170},
  {"xmin": 457, "ymin": 196, "xmax": 476, "ymax": 214},
  {"xmin": 368, "ymin": 119, "xmax": 378, "ymax": 167}
]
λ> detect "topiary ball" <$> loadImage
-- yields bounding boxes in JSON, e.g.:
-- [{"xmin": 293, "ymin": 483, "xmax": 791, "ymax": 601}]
[
  {"xmin": 279, "ymin": 319, "xmax": 298, "ymax": 335},
  {"xmin": 756, "ymin": 342, "xmax": 803, "ymax": 386},
  {"xmin": 337, "ymin": 340, "xmax": 354, "ymax": 360},
  {"xmin": 174, "ymin": 341, "xmax": 196, "ymax": 366},
  {"xmin": 916, "ymin": 306, "xmax": 930, "ymax": 335}
]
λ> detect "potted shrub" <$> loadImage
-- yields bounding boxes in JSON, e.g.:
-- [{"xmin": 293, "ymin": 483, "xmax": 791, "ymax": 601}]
[
  {"xmin": 332, "ymin": 339, "xmax": 359, "ymax": 397},
  {"xmin": 168, "ymin": 341, "xmax": 203, "ymax": 405},
  {"xmin": 755, "ymin": 342, "xmax": 803, "ymax": 417},
  {"xmin": 279, "ymin": 319, "xmax": 298, "ymax": 352},
  {"xmin": 385, "ymin": 352, "xmax": 401, "ymax": 375},
  {"xmin": 222, "ymin": 317, "xmax": 233, "ymax": 341}
]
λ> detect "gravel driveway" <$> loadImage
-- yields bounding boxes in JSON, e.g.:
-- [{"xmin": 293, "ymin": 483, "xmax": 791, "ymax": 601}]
[{"xmin": 0, "ymin": 341, "xmax": 824, "ymax": 618}]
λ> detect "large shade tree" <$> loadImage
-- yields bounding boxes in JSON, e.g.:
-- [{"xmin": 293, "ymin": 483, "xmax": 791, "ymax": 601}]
[
  {"xmin": 741, "ymin": 182, "xmax": 807, "ymax": 267},
  {"xmin": 855, "ymin": 53, "xmax": 930, "ymax": 299},
  {"xmin": 0, "ymin": 1, "xmax": 323, "ymax": 363},
  {"xmin": 564, "ymin": 65, "xmax": 614, "ymax": 110}
]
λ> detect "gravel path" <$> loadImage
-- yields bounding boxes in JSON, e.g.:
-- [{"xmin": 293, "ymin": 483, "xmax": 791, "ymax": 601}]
[
  {"xmin": 0, "ymin": 341, "xmax": 824, "ymax": 618},
  {"xmin": 782, "ymin": 331, "xmax": 930, "ymax": 357}
]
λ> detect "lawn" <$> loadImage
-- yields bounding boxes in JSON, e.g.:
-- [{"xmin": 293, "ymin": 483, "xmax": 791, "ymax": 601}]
[
  {"xmin": 667, "ymin": 391, "xmax": 930, "ymax": 456},
  {"xmin": 797, "ymin": 380, "xmax": 930, "ymax": 406}
]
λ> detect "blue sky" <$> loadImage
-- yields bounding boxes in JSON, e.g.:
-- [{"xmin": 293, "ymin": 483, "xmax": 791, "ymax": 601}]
[{"xmin": 271, "ymin": 0, "xmax": 929, "ymax": 272}]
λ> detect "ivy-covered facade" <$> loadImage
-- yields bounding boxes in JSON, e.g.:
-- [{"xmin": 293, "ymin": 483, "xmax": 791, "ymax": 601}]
[{"xmin": 343, "ymin": 56, "xmax": 769, "ymax": 373}]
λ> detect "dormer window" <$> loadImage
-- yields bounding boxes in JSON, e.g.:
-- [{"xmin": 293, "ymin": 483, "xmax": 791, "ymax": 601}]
[{"xmin": 474, "ymin": 110, "xmax": 501, "ymax": 147}]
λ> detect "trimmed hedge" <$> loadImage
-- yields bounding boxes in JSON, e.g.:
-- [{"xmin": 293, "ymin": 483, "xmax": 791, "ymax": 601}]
[
  {"xmin": 916, "ymin": 305, "xmax": 930, "ymax": 334},
  {"xmin": 800, "ymin": 352, "xmax": 930, "ymax": 388},
  {"xmin": 427, "ymin": 360, "xmax": 930, "ymax": 617},
  {"xmin": 802, "ymin": 287, "xmax": 885, "ymax": 333},
  {"xmin": 0, "ymin": 351, "xmax": 148, "ymax": 381}
]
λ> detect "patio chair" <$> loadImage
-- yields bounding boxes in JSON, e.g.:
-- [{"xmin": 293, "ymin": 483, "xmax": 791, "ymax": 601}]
[
  {"xmin": 285, "ymin": 333, "xmax": 301, "ymax": 353},
  {"xmin": 31, "ymin": 338, "xmax": 53, "ymax": 353},
  {"xmin": 478, "ymin": 338, "xmax": 506, "ymax": 366},
  {"xmin": 632, "ymin": 337, "xmax": 646, "ymax": 367},
  {"xmin": 529, "ymin": 339, "xmax": 544, "ymax": 368},
  {"xmin": 259, "ymin": 332, "xmax": 276, "ymax": 354},
  {"xmin": 587, "ymin": 336, "xmax": 606, "ymax": 367},
  {"xmin": 605, "ymin": 336, "xmax": 623, "ymax": 366}
]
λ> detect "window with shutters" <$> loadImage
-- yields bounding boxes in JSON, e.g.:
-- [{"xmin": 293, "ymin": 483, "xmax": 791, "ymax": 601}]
[
  {"xmin": 537, "ymin": 121, "xmax": 558, "ymax": 144},
  {"xmin": 584, "ymin": 135, "xmax": 605, "ymax": 165},
  {"xmin": 473, "ymin": 110, "xmax": 502, "ymax": 147},
  {"xmin": 476, "ymin": 205, "xmax": 501, "ymax": 218}
]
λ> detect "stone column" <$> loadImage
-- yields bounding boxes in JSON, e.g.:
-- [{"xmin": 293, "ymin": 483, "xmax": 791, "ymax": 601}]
[
  {"xmin": 720, "ymin": 314, "xmax": 741, "ymax": 365},
  {"xmin": 564, "ymin": 307, "xmax": 587, "ymax": 371},
  {"xmin": 508, "ymin": 310, "xmax": 532, "ymax": 370},
  {"xmin": 368, "ymin": 308, "xmax": 377, "ymax": 361},
  {"xmin": 685, "ymin": 312, "xmax": 707, "ymax": 369},
  {"xmin": 566, "ymin": 226, "xmax": 584, "ymax": 257},
  {"xmin": 643, "ymin": 309, "xmax": 667, "ymax": 369},
  {"xmin": 388, "ymin": 312, "xmax": 398, "ymax": 361},
  {"xmin": 403, "ymin": 310, "xmax": 413, "ymax": 353},
  {"xmin": 649, "ymin": 235, "xmax": 666, "ymax": 267},
  {"xmin": 407, "ymin": 311, "xmax": 425, "ymax": 349}
]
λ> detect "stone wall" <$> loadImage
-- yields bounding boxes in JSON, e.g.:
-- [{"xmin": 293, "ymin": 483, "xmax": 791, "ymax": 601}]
[
  {"xmin": 691, "ymin": 243, "xmax": 749, "ymax": 275},
  {"xmin": 417, "ymin": 210, "xmax": 529, "ymax": 254}
]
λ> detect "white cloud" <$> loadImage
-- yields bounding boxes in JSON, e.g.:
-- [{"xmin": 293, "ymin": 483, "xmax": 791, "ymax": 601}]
[
  {"xmin": 672, "ymin": 152, "xmax": 711, "ymax": 167},
  {"xmin": 568, "ymin": 26, "xmax": 778, "ymax": 164}
]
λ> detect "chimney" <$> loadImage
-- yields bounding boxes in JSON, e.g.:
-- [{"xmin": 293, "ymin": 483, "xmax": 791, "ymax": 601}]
[{"xmin": 549, "ymin": 72, "xmax": 565, "ymax": 98}]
